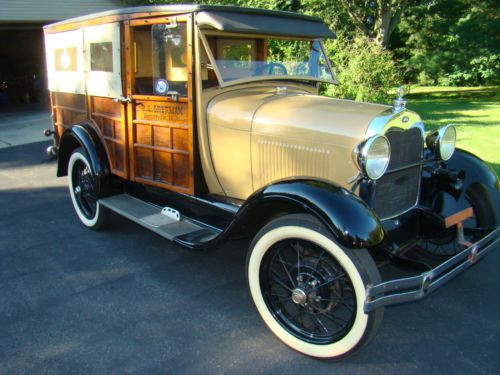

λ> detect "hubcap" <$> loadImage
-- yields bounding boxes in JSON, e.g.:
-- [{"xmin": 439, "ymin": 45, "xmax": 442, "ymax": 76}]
[{"xmin": 291, "ymin": 288, "xmax": 307, "ymax": 305}]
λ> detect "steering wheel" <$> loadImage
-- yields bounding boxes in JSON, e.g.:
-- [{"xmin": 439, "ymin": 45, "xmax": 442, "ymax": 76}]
[{"xmin": 254, "ymin": 62, "xmax": 288, "ymax": 76}]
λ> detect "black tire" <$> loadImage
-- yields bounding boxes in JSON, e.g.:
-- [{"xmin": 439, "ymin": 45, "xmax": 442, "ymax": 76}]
[
  {"xmin": 416, "ymin": 183, "xmax": 497, "ymax": 264},
  {"xmin": 246, "ymin": 214, "xmax": 383, "ymax": 359},
  {"xmin": 68, "ymin": 148, "xmax": 109, "ymax": 229}
]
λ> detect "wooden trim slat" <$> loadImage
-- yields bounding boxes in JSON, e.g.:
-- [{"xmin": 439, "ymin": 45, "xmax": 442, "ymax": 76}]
[
  {"xmin": 133, "ymin": 143, "xmax": 189, "ymax": 155},
  {"xmin": 124, "ymin": 20, "xmax": 136, "ymax": 182},
  {"xmin": 91, "ymin": 112, "xmax": 122, "ymax": 122},
  {"xmin": 132, "ymin": 94, "xmax": 189, "ymax": 103},
  {"xmin": 129, "ymin": 15, "xmax": 189, "ymax": 27},
  {"xmin": 186, "ymin": 14, "xmax": 195, "ymax": 194},
  {"xmin": 44, "ymin": 12, "xmax": 191, "ymax": 34},
  {"xmin": 53, "ymin": 105, "xmax": 87, "ymax": 114},
  {"xmin": 132, "ymin": 119, "xmax": 188, "ymax": 129}
]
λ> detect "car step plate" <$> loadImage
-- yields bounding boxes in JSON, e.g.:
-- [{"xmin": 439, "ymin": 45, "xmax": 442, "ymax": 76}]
[{"xmin": 99, "ymin": 194, "xmax": 220, "ymax": 243}]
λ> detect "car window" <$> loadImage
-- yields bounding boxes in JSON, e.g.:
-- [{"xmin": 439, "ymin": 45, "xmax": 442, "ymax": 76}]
[
  {"xmin": 205, "ymin": 35, "xmax": 334, "ymax": 85},
  {"xmin": 134, "ymin": 23, "xmax": 188, "ymax": 97}
]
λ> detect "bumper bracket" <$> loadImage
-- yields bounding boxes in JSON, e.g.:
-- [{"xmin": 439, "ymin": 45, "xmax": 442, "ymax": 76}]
[{"xmin": 364, "ymin": 227, "xmax": 500, "ymax": 313}]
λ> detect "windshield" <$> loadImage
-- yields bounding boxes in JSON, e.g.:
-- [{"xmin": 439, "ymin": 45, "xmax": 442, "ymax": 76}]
[{"xmin": 204, "ymin": 35, "xmax": 335, "ymax": 85}]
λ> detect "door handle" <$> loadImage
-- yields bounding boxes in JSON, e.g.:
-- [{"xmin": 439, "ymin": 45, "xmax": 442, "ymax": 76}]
[{"xmin": 112, "ymin": 96, "xmax": 132, "ymax": 104}]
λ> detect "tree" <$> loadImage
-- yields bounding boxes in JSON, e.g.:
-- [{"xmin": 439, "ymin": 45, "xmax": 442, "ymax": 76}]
[
  {"xmin": 394, "ymin": 0, "xmax": 500, "ymax": 85},
  {"xmin": 335, "ymin": 0, "xmax": 409, "ymax": 47}
]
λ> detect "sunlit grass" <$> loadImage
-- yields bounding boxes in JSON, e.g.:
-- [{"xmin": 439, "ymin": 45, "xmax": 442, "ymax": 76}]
[{"xmin": 403, "ymin": 86, "xmax": 500, "ymax": 175}]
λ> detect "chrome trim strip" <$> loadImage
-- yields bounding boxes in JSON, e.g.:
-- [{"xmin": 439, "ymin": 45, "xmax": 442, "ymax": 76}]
[{"xmin": 364, "ymin": 227, "xmax": 500, "ymax": 312}]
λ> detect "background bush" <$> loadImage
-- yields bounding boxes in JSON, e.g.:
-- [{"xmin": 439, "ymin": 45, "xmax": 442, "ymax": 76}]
[{"xmin": 322, "ymin": 36, "xmax": 401, "ymax": 103}]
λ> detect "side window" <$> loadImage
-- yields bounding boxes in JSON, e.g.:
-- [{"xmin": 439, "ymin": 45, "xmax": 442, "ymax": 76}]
[
  {"xmin": 90, "ymin": 42, "xmax": 113, "ymax": 72},
  {"xmin": 83, "ymin": 23, "xmax": 122, "ymax": 98},
  {"xmin": 45, "ymin": 30, "xmax": 85, "ymax": 94},
  {"xmin": 134, "ymin": 23, "xmax": 188, "ymax": 97},
  {"xmin": 215, "ymin": 38, "xmax": 256, "ymax": 80}
]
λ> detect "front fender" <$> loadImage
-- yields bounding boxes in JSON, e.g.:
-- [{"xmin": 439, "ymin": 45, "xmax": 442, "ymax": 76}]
[
  {"xmin": 228, "ymin": 179, "xmax": 384, "ymax": 248},
  {"xmin": 446, "ymin": 148, "xmax": 500, "ymax": 209}
]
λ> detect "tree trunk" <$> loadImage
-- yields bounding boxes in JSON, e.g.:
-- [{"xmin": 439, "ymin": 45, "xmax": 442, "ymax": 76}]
[{"xmin": 375, "ymin": 3, "xmax": 393, "ymax": 47}]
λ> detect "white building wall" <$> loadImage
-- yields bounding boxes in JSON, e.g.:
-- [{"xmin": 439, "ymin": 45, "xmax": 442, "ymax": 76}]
[{"xmin": 0, "ymin": 0, "xmax": 125, "ymax": 22}]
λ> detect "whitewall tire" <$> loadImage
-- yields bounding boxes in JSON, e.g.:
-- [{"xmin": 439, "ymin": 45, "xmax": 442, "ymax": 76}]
[
  {"xmin": 246, "ymin": 214, "xmax": 383, "ymax": 359},
  {"xmin": 68, "ymin": 148, "xmax": 109, "ymax": 229}
]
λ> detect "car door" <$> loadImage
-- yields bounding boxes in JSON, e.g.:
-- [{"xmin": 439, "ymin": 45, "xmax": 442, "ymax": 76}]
[{"xmin": 124, "ymin": 16, "xmax": 195, "ymax": 194}]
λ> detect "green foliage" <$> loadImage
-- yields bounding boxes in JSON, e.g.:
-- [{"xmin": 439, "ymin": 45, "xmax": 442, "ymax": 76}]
[
  {"xmin": 394, "ymin": 0, "xmax": 500, "ymax": 86},
  {"xmin": 127, "ymin": 0, "xmax": 499, "ymax": 92},
  {"xmin": 323, "ymin": 36, "xmax": 400, "ymax": 103},
  {"xmin": 442, "ymin": 54, "xmax": 500, "ymax": 86}
]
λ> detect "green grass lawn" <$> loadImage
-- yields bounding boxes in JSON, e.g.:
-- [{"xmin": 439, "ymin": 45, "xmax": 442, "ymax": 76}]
[{"xmin": 403, "ymin": 86, "xmax": 500, "ymax": 175}]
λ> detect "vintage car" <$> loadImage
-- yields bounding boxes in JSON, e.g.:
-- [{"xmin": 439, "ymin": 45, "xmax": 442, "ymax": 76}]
[{"xmin": 43, "ymin": 5, "xmax": 499, "ymax": 359}]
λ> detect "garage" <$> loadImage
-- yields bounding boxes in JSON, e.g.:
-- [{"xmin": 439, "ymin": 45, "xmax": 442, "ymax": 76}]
[{"xmin": 0, "ymin": 0, "xmax": 125, "ymax": 107}]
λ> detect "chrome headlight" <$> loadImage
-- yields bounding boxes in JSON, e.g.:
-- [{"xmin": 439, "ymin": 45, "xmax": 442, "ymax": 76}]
[
  {"xmin": 426, "ymin": 124, "xmax": 456, "ymax": 161},
  {"xmin": 353, "ymin": 135, "xmax": 391, "ymax": 180}
]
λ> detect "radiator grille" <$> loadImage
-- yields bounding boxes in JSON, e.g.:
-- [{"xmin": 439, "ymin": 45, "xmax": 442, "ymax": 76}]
[
  {"xmin": 373, "ymin": 166, "xmax": 421, "ymax": 219},
  {"xmin": 371, "ymin": 127, "xmax": 423, "ymax": 219}
]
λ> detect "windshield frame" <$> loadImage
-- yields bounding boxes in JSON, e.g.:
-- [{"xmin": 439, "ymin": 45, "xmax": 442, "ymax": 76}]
[{"xmin": 198, "ymin": 30, "xmax": 337, "ymax": 88}]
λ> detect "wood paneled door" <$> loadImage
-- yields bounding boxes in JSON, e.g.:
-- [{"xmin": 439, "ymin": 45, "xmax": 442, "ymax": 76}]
[{"xmin": 124, "ymin": 16, "xmax": 195, "ymax": 195}]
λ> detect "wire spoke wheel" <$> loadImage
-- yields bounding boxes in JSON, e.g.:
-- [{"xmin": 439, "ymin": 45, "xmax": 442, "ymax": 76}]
[
  {"xmin": 68, "ymin": 148, "xmax": 109, "ymax": 229},
  {"xmin": 261, "ymin": 239, "xmax": 356, "ymax": 344},
  {"xmin": 72, "ymin": 159, "xmax": 97, "ymax": 219},
  {"xmin": 247, "ymin": 214, "xmax": 384, "ymax": 359}
]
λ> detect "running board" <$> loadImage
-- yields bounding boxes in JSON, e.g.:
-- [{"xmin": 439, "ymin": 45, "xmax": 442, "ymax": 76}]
[{"xmin": 99, "ymin": 194, "xmax": 221, "ymax": 246}]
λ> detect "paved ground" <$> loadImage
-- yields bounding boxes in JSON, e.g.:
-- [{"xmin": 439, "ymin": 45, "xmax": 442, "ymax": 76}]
[
  {"xmin": 0, "ymin": 140, "xmax": 499, "ymax": 375},
  {"xmin": 0, "ymin": 104, "xmax": 51, "ymax": 148}
]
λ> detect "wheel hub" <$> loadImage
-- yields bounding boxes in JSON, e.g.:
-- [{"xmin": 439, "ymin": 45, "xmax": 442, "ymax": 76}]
[{"xmin": 291, "ymin": 288, "xmax": 307, "ymax": 305}]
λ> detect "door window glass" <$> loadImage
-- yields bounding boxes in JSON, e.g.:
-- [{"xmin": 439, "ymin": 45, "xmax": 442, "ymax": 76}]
[{"xmin": 134, "ymin": 23, "xmax": 188, "ymax": 97}]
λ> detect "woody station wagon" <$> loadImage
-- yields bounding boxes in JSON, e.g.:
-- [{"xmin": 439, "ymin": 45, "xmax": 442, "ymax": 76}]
[{"xmin": 43, "ymin": 5, "xmax": 499, "ymax": 359}]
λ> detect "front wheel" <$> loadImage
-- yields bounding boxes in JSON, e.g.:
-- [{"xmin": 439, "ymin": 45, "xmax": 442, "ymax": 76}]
[
  {"xmin": 246, "ymin": 214, "xmax": 383, "ymax": 359},
  {"xmin": 68, "ymin": 148, "xmax": 109, "ymax": 229}
]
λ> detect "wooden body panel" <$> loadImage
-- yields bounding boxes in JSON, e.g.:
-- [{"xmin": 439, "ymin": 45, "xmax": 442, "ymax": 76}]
[
  {"xmin": 89, "ymin": 96, "xmax": 127, "ymax": 177},
  {"xmin": 52, "ymin": 92, "xmax": 87, "ymax": 139},
  {"xmin": 124, "ymin": 16, "xmax": 195, "ymax": 194},
  {"xmin": 50, "ymin": 15, "xmax": 195, "ymax": 195},
  {"xmin": 130, "ymin": 98, "xmax": 192, "ymax": 192}
]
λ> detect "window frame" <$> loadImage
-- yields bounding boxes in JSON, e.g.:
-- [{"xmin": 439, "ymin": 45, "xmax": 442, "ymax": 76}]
[{"xmin": 198, "ymin": 30, "xmax": 338, "ymax": 88}]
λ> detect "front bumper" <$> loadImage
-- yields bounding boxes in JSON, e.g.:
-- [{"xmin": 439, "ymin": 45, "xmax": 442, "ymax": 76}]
[{"xmin": 364, "ymin": 227, "xmax": 500, "ymax": 313}]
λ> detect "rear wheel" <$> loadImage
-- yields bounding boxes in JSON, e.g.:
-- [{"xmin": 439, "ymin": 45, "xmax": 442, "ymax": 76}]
[
  {"xmin": 246, "ymin": 214, "xmax": 383, "ymax": 359},
  {"xmin": 68, "ymin": 148, "xmax": 109, "ymax": 229}
]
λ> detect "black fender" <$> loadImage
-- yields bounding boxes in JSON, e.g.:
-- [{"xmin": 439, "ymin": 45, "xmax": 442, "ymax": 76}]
[
  {"xmin": 57, "ymin": 122, "xmax": 110, "ymax": 196},
  {"xmin": 445, "ymin": 148, "xmax": 500, "ymax": 210},
  {"xmin": 417, "ymin": 148, "xmax": 499, "ymax": 227},
  {"xmin": 219, "ymin": 179, "xmax": 384, "ymax": 249}
]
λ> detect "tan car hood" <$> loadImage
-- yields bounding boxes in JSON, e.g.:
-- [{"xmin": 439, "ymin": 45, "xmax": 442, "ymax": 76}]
[
  {"xmin": 252, "ymin": 93, "xmax": 389, "ymax": 142},
  {"xmin": 208, "ymin": 88, "xmax": 389, "ymax": 140},
  {"xmin": 207, "ymin": 88, "xmax": 390, "ymax": 198}
]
